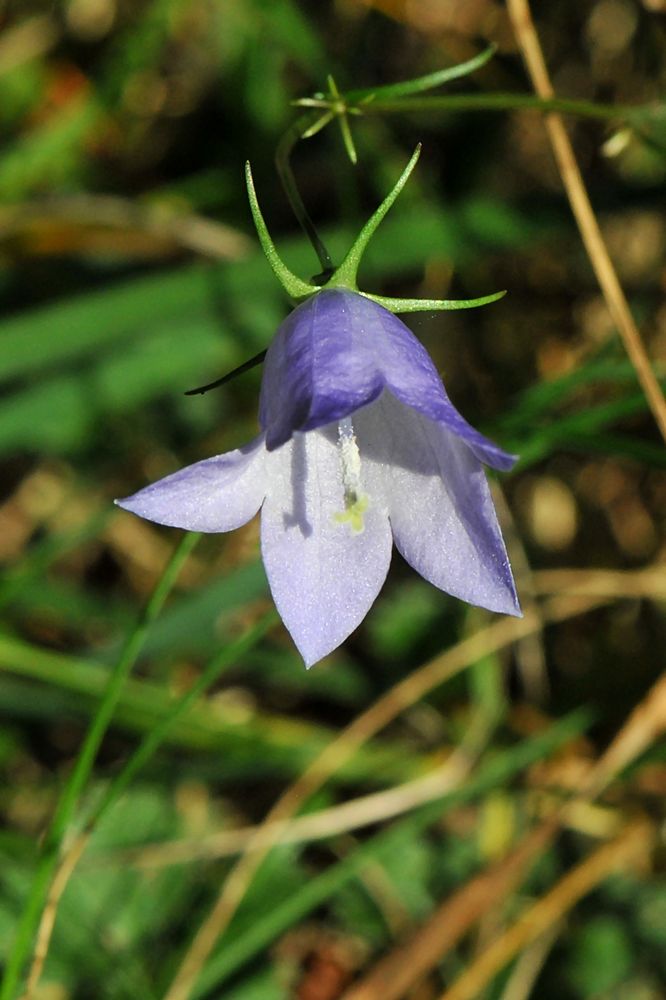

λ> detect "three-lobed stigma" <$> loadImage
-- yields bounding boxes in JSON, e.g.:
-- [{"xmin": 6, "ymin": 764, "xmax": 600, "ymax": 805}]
[{"xmin": 334, "ymin": 493, "xmax": 369, "ymax": 533}]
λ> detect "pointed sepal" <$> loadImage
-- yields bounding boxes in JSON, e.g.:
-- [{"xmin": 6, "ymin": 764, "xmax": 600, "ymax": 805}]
[
  {"xmin": 362, "ymin": 289, "xmax": 507, "ymax": 312},
  {"xmin": 327, "ymin": 75, "xmax": 358, "ymax": 165},
  {"xmin": 301, "ymin": 111, "xmax": 335, "ymax": 139},
  {"xmin": 329, "ymin": 145, "xmax": 422, "ymax": 289},
  {"xmin": 245, "ymin": 161, "xmax": 320, "ymax": 301}
]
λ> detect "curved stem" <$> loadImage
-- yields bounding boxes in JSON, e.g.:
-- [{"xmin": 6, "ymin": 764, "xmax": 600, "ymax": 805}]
[{"xmin": 275, "ymin": 113, "xmax": 334, "ymax": 279}]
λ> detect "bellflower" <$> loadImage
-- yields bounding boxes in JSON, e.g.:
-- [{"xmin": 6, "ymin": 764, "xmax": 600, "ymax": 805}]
[{"xmin": 117, "ymin": 148, "xmax": 520, "ymax": 666}]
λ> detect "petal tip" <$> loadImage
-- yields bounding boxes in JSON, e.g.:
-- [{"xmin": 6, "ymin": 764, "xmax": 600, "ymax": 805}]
[
  {"xmin": 505, "ymin": 594, "xmax": 523, "ymax": 618},
  {"xmin": 264, "ymin": 428, "xmax": 288, "ymax": 452},
  {"xmin": 289, "ymin": 631, "xmax": 339, "ymax": 670},
  {"xmin": 496, "ymin": 450, "xmax": 520, "ymax": 472},
  {"xmin": 302, "ymin": 651, "xmax": 327, "ymax": 670},
  {"xmin": 492, "ymin": 573, "xmax": 522, "ymax": 617}
]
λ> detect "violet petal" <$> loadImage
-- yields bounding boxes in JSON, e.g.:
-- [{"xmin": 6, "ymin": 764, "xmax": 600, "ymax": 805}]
[
  {"xmin": 115, "ymin": 434, "xmax": 266, "ymax": 533},
  {"xmin": 259, "ymin": 291, "xmax": 384, "ymax": 452},
  {"xmin": 260, "ymin": 289, "xmax": 515, "ymax": 470},
  {"xmin": 260, "ymin": 426, "xmax": 392, "ymax": 666},
  {"xmin": 356, "ymin": 394, "xmax": 521, "ymax": 615}
]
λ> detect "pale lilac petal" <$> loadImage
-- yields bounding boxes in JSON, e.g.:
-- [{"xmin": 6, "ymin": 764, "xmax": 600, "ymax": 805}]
[
  {"xmin": 259, "ymin": 289, "xmax": 515, "ymax": 471},
  {"xmin": 116, "ymin": 434, "xmax": 266, "ymax": 533},
  {"xmin": 356, "ymin": 394, "xmax": 521, "ymax": 615},
  {"xmin": 260, "ymin": 427, "xmax": 392, "ymax": 666}
]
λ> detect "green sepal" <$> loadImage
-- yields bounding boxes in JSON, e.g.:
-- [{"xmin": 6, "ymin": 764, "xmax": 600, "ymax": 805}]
[
  {"xmin": 328, "ymin": 144, "xmax": 422, "ymax": 290},
  {"xmin": 294, "ymin": 46, "xmax": 497, "ymax": 111},
  {"xmin": 301, "ymin": 111, "xmax": 334, "ymax": 139},
  {"xmin": 245, "ymin": 161, "xmax": 320, "ymax": 302},
  {"xmin": 248, "ymin": 146, "xmax": 507, "ymax": 316},
  {"xmin": 327, "ymin": 74, "xmax": 358, "ymax": 165},
  {"xmin": 362, "ymin": 289, "xmax": 507, "ymax": 312}
]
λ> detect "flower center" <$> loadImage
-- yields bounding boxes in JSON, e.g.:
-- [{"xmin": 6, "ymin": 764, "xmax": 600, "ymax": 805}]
[{"xmin": 333, "ymin": 416, "xmax": 368, "ymax": 533}]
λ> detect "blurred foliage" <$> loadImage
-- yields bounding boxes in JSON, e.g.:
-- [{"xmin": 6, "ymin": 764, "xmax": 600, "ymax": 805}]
[{"xmin": 0, "ymin": 1, "xmax": 665, "ymax": 999}]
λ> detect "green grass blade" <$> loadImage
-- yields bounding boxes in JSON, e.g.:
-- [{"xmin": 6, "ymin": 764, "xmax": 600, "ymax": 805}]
[
  {"xmin": 189, "ymin": 707, "xmax": 592, "ymax": 997},
  {"xmin": 0, "ymin": 532, "xmax": 199, "ymax": 1000}
]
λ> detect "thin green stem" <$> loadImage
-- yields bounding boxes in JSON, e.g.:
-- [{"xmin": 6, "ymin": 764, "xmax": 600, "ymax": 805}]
[
  {"xmin": 46, "ymin": 531, "xmax": 200, "ymax": 850},
  {"xmin": 0, "ymin": 532, "xmax": 199, "ymax": 1000},
  {"xmin": 15, "ymin": 614, "xmax": 277, "ymax": 1000},
  {"xmin": 275, "ymin": 113, "xmax": 334, "ymax": 279},
  {"xmin": 345, "ymin": 91, "xmax": 653, "ymax": 122},
  {"xmin": 296, "ymin": 91, "xmax": 655, "ymax": 124},
  {"xmin": 88, "ymin": 611, "xmax": 278, "ymax": 828}
]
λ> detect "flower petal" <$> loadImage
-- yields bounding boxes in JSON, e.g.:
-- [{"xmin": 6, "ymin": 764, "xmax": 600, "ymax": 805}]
[
  {"xmin": 116, "ymin": 434, "xmax": 267, "ymax": 533},
  {"xmin": 356, "ymin": 394, "xmax": 521, "ymax": 616},
  {"xmin": 261, "ymin": 426, "xmax": 392, "ymax": 666},
  {"xmin": 259, "ymin": 291, "xmax": 384, "ymax": 452},
  {"xmin": 259, "ymin": 289, "xmax": 515, "ymax": 471}
]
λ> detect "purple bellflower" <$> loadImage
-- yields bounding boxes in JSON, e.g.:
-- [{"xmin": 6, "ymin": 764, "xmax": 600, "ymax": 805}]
[{"xmin": 117, "ymin": 148, "xmax": 520, "ymax": 666}]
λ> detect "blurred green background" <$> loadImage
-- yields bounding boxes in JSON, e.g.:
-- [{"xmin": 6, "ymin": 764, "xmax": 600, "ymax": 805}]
[{"xmin": 0, "ymin": 1, "xmax": 665, "ymax": 999}]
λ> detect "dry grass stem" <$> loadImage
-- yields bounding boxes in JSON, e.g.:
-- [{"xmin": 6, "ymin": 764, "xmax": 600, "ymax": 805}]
[
  {"xmin": 497, "ymin": 923, "xmax": 562, "ymax": 1000},
  {"xmin": 339, "ymin": 821, "xmax": 557, "ymax": 1000},
  {"xmin": 494, "ymin": 485, "xmax": 548, "ymax": 702},
  {"xmin": 93, "ymin": 569, "xmax": 661, "ymax": 870},
  {"xmin": 574, "ymin": 671, "xmax": 666, "ymax": 801},
  {"xmin": 437, "ymin": 819, "xmax": 654, "ymax": 1000},
  {"xmin": 160, "ymin": 594, "xmax": 610, "ymax": 1000},
  {"xmin": 506, "ymin": 0, "xmax": 666, "ymax": 443},
  {"xmin": 26, "ymin": 575, "xmax": 661, "ymax": 1000},
  {"xmin": 107, "ymin": 630, "xmax": 666, "ymax": 874},
  {"xmin": 532, "ymin": 565, "xmax": 666, "ymax": 600},
  {"xmin": 0, "ymin": 196, "xmax": 251, "ymax": 261},
  {"xmin": 19, "ymin": 833, "xmax": 89, "ymax": 1000},
  {"xmin": 341, "ymin": 664, "xmax": 666, "ymax": 1000},
  {"xmin": 101, "ymin": 746, "xmax": 475, "ymax": 869}
]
